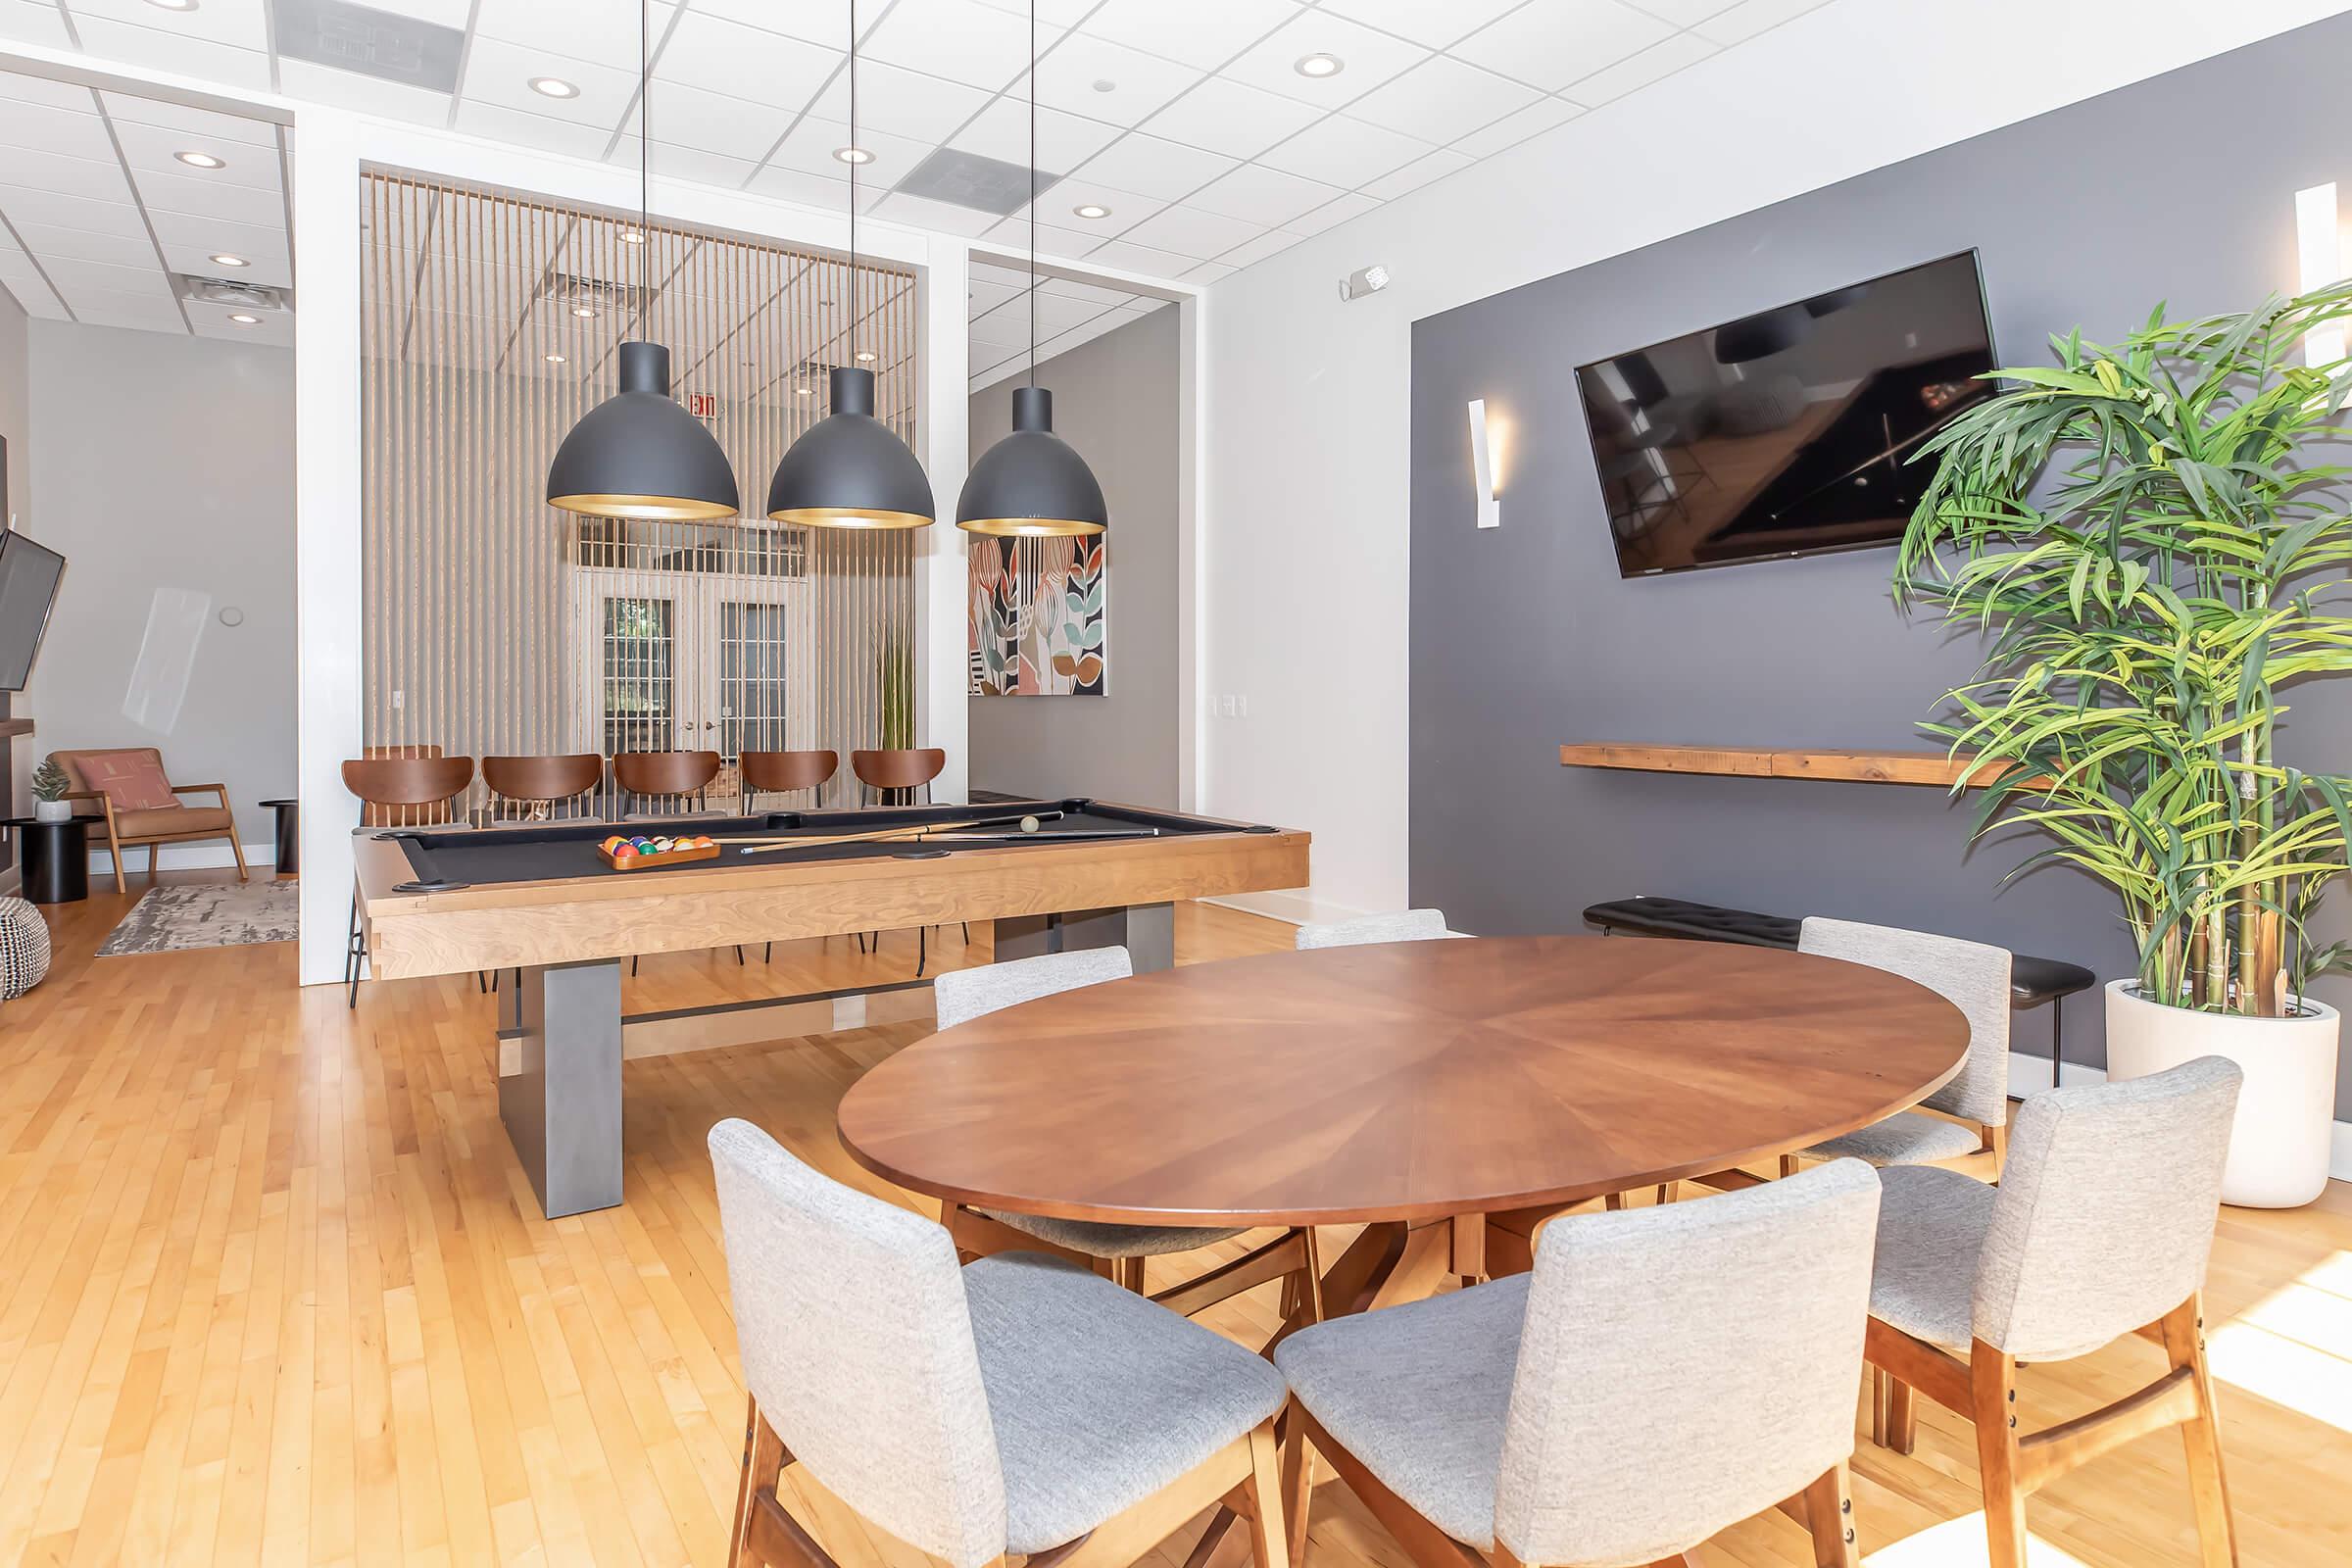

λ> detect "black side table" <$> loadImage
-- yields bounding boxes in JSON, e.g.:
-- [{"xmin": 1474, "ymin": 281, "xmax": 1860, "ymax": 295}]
[
  {"xmin": 260, "ymin": 798, "xmax": 299, "ymax": 874},
  {"xmin": 3, "ymin": 816, "xmax": 89, "ymax": 905}
]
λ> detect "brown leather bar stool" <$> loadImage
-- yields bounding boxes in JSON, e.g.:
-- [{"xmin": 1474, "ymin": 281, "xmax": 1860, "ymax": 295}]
[
  {"xmin": 482, "ymin": 754, "xmax": 605, "ymax": 820},
  {"xmin": 341, "ymin": 753, "xmax": 476, "ymax": 1008},
  {"xmin": 612, "ymin": 750, "xmax": 738, "ymax": 969},
  {"xmin": 849, "ymin": 748, "xmax": 962, "ymax": 970},
  {"xmin": 738, "ymin": 749, "xmax": 838, "ymax": 810},
  {"xmin": 850, "ymin": 747, "xmax": 945, "ymax": 807}
]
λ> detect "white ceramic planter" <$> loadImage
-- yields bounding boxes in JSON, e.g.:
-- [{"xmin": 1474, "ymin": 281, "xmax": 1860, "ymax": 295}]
[
  {"xmin": 31, "ymin": 799, "xmax": 71, "ymax": 824},
  {"xmin": 2104, "ymin": 979, "xmax": 2340, "ymax": 1208}
]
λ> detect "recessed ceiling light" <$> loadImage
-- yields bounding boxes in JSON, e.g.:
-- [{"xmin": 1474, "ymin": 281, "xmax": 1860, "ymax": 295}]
[
  {"xmin": 833, "ymin": 145, "xmax": 874, "ymax": 166},
  {"xmin": 173, "ymin": 150, "xmax": 226, "ymax": 170},
  {"xmin": 571, "ymin": 305, "xmax": 597, "ymax": 318},
  {"xmin": 545, "ymin": 352, "xmax": 567, "ymax": 364},
  {"xmin": 621, "ymin": 229, "xmax": 645, "ymax": 245},
  {"xmin": 796, "ymin": 385, "xmax": 814, "ymax": 397},
  {"xmin": 227, "ymin": 313, "xmax": 260, "ymax": 325},
  {"xmin": 209, "ymin": 253, "xmax": 248, "ymax": 268},
  {"xmin": 855, "ymin": 350, "xmax": 876, "ymax": 363},
  {"xmin": 528, "ymin": 75, "xmax": 579, "ymax": 99},
  {"xmin": 1294, "ymin": 53, "xmax": 1345, "ymax": 78},
  {"xmin": 145, "ymin": 0, "xmax": 198, "ymax": 11},
  {"xmin": 1072, "ymin": 203, "xmax": 1111, "ymax": 220}
]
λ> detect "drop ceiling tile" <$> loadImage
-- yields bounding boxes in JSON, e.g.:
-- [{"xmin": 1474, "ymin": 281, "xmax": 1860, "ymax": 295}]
[
  {"xmin": 188, "ymin": 299, "xmax": 293, "ymax": 343},
  {"xmin": 1187, "ymin": 163, "xmax": 1342, "ymax": 227},
  {"xmin": 807, "ymin": 59, "xmax": 991, "ymax": 144},
  {"xmin": 744, "ymin": 164, "xmax": 888, "ymax": 215},
  {"xmin": 6, "ymin": 281, "xmax": 74, "ymax": 319},
  {"xmin": 1317, "ymin": 0, "xmax": 1527, "ymax": 50},
  {"xmin": 1565, "ymin": 30, "xmax": 1719, "ymax": 105},
  {"xmin": 1692, "ymin": 0, "xmax": 1832, "ymax": 45},
  {"xmin": 948, "ymin": 96, "xmax": 1122, "ymax": 176},
  {"xmin": 128, "ymin": 166, "xmax": 286, "ymax": 226},
  {"xmin": 1040, "ymin": 275, "xmax": 1145, "ymax": 308},
  {"xmin": 1220, "ymin": 10, "xmax": 1430, "ymax": 108},
  {"xmin": 41, "ymin": 253, "xmax": 172, "ymax": 298},
  {"xmin": 1448, "ymin": 94, "xmax": 1582, "ymax": 157},
  {"xmin": 1256, "ymin": 114, "xmax": 1430, "ymax": 188},
  {"xmin": 69, "ymin": 0, "xmax": 268, "ymax": 49},
  {"xmin": 1079, "ymin": 0, "xmax": 1296, "ymax": 73},
  {"xmin": 608, "ymin": 137, "xmax": 761, "ymax": 192},
  {"xmin": 1117, "ymin": 203, "xmax": 1259, "ymax": 261},
  {"xmin": 1346, "ymin": 55, "xmax": 1539, "ymax": 145},
  {"xmin": 1450, "ymin": 0, "xmax": 1673, "ymax": 92},
  {"xmin": 656, "ymin": 9, "xmax": 839, "ymax": 109},
  {"xmin": 111, "ymin": 122, "xmax": 282, "ymax": 191},
  {"xmin": 276, "ymin": 57, "xmax": 454, "ymax": 122},
  {"xmin": 462, "ymin": 35, "xmax": 639, "ymax": 127},
  {"xmin": 869, "ymin": 190, "xmax": 1001, "ymax": 239},
  {"xmin": 969, "ymin": 0, "xmax": 1096, "ymax": 32},
  {"xmin": 1360, "ymin": 145, "xmax": 1474, "ymax": 200},
  {"xmin": 0, "ymin": 3, "xmax": 73, "ymax": 48},
  {"xmin": 863, "ymin": 0, "xmax": 1055, "ymax": 93},
  {"xmin": 1283, "ymin": 189, "xmax": 1377, "ymax": 235},
  {"xmin": 1081, "ymin": 236, "xmax": 1194, "ymax": 279},
  {"xmin": 688, "ymin": 0, "xmax": 881, "ymax": 47},
  {"xmin": 12, "ymin": 219, "xmax": 156, "ymax": 269},
  {"xmin": 0, "ymin": 144, "xmax": 135, "ymax": 204},
  {"xmin": 164, "ymin": 243, "xmax": 291, "ymax": 288},
  {"xmin": 451, "ymin": 98, "xmax": 615, "ymax": 159},
  {"xmin": 1214, "ymin": 227, "xmax": 1306, "ymax": 269},
  {"xmin": 59, "ymin": 286, "xmax": 185, "ymax": 330},
  {"xmin": 68, "ymin": 17, "xmax": 272, "ymax": 86},
  {"xmin": 1020, "ymin": 31, "xmax": 1205, "ymax": 129},
  {"xmin": 1072, "ymin": 131, "xmax": 1239, "ymax": 202},
  {"xmin": 618, "ymin": 84, "xmax": 796, "ymax": 161},
  {"xmin": 982, "ymin": 215, "xmax": 1104, "ymax": 261},
  {"xmin": 978, "ymin": 287, "xmax": 1111, "ymax": 337},
  {"xmin": 472, "ymin": 0, "xmax": 682, "ymax": 70},
  {"xmin": 0, "ymin": 185, "xmax": 146, "ymax": 236},
  {"xmin": 1637, "ymin": 0, "xmax": 1740, "ymax": 21},
  {"xmin": 4, "ymin": 69, "xmax": 94, "ymax": 110},
  {"xmin": 768, "ymin": 114, "xmax": 932, "ymax": 185},
  {"xmin": 1136, "ymin": 75, "xmax": 1319, "ymax": 161},
  {"xmin": 969, "ymin": 303, "xmax": 1034, "ymax": 350},
  {"xmin": 97, "ymin": 93, "xmax": 278, "ymax": 148},
  {"xmin": 1184, "ymin": 259, "xmax": 1237, "ymax": 283},
  {"xmin": 0, "ymin": 97, "xmax": 114, "ymax": 163}
]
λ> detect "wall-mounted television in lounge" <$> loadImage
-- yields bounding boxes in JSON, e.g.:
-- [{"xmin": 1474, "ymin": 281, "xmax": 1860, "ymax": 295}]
[
  {"xmin": 0, "ymin": 529, "xmax": 67, "ymax": 692},
  {"xmin": 1575, "ymin": 250, "xmax": 1996, "ymax": 577}
]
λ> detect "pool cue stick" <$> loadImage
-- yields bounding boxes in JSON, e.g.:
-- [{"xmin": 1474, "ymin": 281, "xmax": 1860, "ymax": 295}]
[
  {"xmin": 919, "ymin": 827, "xmax": 1160, "ymax": 843},
  {"xmin": 730, "ymin": 809, "xmax": 1066, "ymax": 856}
]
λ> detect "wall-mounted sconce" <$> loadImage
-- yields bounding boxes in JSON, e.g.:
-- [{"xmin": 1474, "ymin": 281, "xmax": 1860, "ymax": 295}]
[
  {"xmin": 1467, "ymin": 399, "xmax": 1500, "ymax": 530},
  {"xmin": 2295, "ymin": 182, "xmax": 2345, "ymax": 368}
]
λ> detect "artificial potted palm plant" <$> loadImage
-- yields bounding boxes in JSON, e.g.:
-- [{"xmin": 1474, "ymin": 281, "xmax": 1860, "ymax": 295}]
[
  {"xmin": 1898, "ymin": 286, "xmax": 2352, "ymax": 1206},
  {"xmin": 30, "ymin": 758, "xmax": 73, "ymax": 824}
]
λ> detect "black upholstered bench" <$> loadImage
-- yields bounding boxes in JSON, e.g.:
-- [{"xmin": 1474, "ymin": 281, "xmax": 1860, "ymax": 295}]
[{"xmin": 1582, "ymin": 895, "xmax": 2096, "ymax": 1090}]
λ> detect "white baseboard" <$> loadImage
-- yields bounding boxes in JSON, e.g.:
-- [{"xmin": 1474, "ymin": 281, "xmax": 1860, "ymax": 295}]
[
  {"xmin": 88, "ymin": 841, "xmax": 275, "ymax": 876},
  {"xmin": 2008, "ymin": 1048, "xmax": 2351, "ymax": 1185}
]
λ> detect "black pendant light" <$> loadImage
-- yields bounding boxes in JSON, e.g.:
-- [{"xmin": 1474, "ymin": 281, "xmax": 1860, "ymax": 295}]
[
  {"xmin": 767, "ymin": 0, "xmax": 934, "ymax": 530},
  {"xmin": 956, "ymin": 0, "xmax": 1106, "ymax": 538},
  {"xmin": 547, "ymin": 0, "xmax": 739, "ymax": 522}
]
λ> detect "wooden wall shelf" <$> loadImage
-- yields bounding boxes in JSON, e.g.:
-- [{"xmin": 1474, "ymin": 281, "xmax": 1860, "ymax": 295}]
[
  {"xmin": 0, "ymin": 718, "xmax": 31, "ymax": 740},
  {"xmin": 1559, "ymin": 742, "xmax": 2010, "ymax": 788}
]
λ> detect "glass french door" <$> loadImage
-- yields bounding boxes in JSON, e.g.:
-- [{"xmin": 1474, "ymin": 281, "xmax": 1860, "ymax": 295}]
[{"xmin": 572, "ymin": 568, "xmax": 813, "ymax": 791}]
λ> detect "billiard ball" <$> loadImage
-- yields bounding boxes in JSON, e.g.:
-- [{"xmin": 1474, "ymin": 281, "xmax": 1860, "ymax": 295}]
[{"xmin": 1019, "ymin": 814, "xmax": 1040, "ymax": 834}]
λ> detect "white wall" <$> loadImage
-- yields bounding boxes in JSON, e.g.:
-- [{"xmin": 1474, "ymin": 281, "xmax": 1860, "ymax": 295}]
[
  {"xmin": 1197, "ymin": 0, "xmax": 2351, "ymax": 922},
  {"xmin": 25, "ymin": 321, "xmax": 296, "ymax": 863},
  {"xmin": 0, "ymin": 283, "xmax": 27, "ymax": 833}
]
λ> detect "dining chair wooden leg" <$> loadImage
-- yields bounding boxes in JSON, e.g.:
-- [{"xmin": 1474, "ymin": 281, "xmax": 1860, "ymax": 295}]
[
  {"xmin": 1780, "ymin": 1152, "xmax": 1801, "ymax": 1178},
  {"xmin": 1870, "ymin": 1367, "xmax": 1886, "ymax": 1447},
  {"xmin": 1652, "ymin": 1183, "xmax": 1672, "ymax": 1205},
  {"xmin": 1604, "ymin": 1191, "xmax": 1624, "ymax": 1211},
  {"xmin": 1970, "ymin": 1344, "xmax": 2029, "ymax": 1568},
  {"xmin": 730, "ymin": 1396, "xmax": 789, "ymax": 1568},
  {"xmin": 1281, "ymin": 1412, "xmax": 1314, "ymax": 1568},
  {"xmin": 2160, "ymin": 1295, "xmax": 2240, "ymax": 1568},
  {"xmin": 1238, "ymin": 1421, "xmax": 1291, "ymax": 1568},
  {"xmin": 1795, "ymin": 1460, "xmax": 1859, "ymax": 1568},
  {"xmin": 1886, "ymin": 1374, "xmax": 1918, "ymax": 1455}
]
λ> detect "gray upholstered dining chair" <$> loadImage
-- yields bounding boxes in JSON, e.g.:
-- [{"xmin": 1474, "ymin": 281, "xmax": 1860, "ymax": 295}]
[
  {"xmin": 931, "ymin": 948, "xmax": 1325, "ymax": 1329},
  {"xmin": 709, "ymin": 1119, "xmax": 1293, "ymax": 1568},
  {"xmin": 1788, "ymin": 916, "xmax": 2013, "ymax": 1172},
  {"xmin": 1275, "ymin": 1160, "xmax": 1883, "ymax": 1568},
  {"xmin": 1295, "ymin": 908, "xmax": 1457, "ymax": 948},
  {"xmin": 1864, "ymin": 1056, "xmax": 2242, "ymax": 1568}
]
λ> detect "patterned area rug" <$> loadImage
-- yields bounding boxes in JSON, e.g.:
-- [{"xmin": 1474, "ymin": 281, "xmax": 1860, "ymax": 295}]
[{"xmin": 97, "ymin": 880, "xmax": 301, "ymax": 956}]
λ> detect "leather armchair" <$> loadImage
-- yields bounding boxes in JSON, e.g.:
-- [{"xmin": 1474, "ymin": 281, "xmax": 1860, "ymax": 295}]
[{"xmin": 49, "ymin": 747, "xmax": 247, "ymax": 894}]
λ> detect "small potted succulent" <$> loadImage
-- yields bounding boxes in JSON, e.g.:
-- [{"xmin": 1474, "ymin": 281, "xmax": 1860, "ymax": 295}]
[{"xmin": 30, "ymin": 759, "xmax": 72, "ymax": 824}]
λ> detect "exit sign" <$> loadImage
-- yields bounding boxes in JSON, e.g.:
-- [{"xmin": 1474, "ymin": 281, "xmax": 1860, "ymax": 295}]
[{"xmin": 687, "ymin": 391, "xmax": 721, "ymax": 420}]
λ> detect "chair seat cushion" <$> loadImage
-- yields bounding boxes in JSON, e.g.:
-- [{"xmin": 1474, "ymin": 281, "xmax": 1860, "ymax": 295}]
[
  {"xmin": 962, "ymin": 1252, "xmax": 1286, "ymax": 1555},
  {"xmin": 1806, "ymin": 1108, "xmax": 1984, "ymax": 1166},
  {"xmin": 980, "ymin": 1207, "xmax": 1249, "ymax": 1259},
  {"xmin": 113, "ymin": 804, "xmax": 230, "ymax": 840},
  {"xmin": 1274, "ymin": 1275, "xmax": 1530, "ymax": 1548},
  {"xmin": 1870, "ymin": 1164, "xmax": 1995, "ymax": 1351}
]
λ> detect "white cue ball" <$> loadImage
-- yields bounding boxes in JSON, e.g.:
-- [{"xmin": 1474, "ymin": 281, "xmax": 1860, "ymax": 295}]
[{"xmin": 1019, "ymin": 814, "xmax": 1040, "ymax": 834}]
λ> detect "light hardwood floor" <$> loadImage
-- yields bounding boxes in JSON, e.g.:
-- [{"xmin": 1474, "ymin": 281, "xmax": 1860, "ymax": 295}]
[{"xmin": 2, "ymin": 871, "xmax": 2349, "ymax": 1567}]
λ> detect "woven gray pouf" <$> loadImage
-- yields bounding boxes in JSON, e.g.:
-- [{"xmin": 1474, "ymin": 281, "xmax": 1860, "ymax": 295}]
[{"xmin": 0, "ymin": 897, "xmax": 50, "ymax": 1000}]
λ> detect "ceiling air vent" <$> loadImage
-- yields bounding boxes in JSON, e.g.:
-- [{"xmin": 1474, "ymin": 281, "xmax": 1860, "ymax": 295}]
[
  {"xmin": 540, "ymin": 267, "xmax": 645, "ymax": 318},
  {"xmin": 273, "ymin": 0, "xmax": 466, "ymax": 94},
  {"xmin": 896, "ymin": 149, "xmax": 1062, "ymax": 217},
  {"xmin": 174, "ymin": 274, "xmax": 292, "ymax": 313}
]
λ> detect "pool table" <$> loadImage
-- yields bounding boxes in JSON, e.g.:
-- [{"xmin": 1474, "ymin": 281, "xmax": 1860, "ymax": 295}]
[{"xmin": 353, "ymin": 797, "xmax": 1308, "ymax": 1217}]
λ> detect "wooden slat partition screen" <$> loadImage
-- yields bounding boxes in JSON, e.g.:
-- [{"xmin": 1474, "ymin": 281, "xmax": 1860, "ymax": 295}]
[{"xmin": 360, "ymin": 172, "xmax": 920, "ymax": 813}]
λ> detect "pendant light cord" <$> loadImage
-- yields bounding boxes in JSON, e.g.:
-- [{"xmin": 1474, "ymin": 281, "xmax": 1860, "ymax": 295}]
[
  {"xmin": 849, "ymin": 0, "xmax": 858, "ymax": 368},
  {"xmin": 636, "ymin": 0, "xmax": 650, "ymax": 341},
  {"xmin": 1028, "ymin": 0, "xmax": 1037, "ymax": 389}
]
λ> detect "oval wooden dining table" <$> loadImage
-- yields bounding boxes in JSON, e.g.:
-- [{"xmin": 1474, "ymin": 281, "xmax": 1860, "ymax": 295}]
[{"xmin": 838, "ymin": 933, "xmax": 1971, "ymax": 1319}]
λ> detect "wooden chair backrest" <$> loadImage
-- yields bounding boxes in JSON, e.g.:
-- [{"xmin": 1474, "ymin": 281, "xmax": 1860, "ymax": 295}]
[
  {"xmin": 740, "ymin": 749, "xmax": 838, "ymax": 799},
  {"xmin": 482, "ymin": 754, "xmax": 605, "ymax": 817},
  {"xmin": 613, "ymin": 750, "xmax": 722, "ymax": 815},
  {"xmin": 342, "ymin": 755, "xmax": 476, "ymax": 828},
  {"xmin": 850, "ymin": 748, "xmax": 946, "ymax": 791}
]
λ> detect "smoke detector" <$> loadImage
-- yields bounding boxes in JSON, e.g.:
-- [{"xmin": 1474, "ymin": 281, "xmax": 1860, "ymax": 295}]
[{"xmin": 174, "ymin": 274, "xmax": 292, "ymax": 313}]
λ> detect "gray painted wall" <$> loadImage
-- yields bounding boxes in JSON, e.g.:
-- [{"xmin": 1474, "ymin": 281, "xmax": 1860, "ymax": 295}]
[
  {"xmin": 0, "ymin": 286, "xmax": 27, "ymax": 834},
  {"xmin": 1408, "ymin": 14, "xmax": 2352, "ymax": 1115},
  {"xmin": 967, "ymin": 305, "xmax": 1179, "ymax": 807},
  {"xmin": 26, "ymin": 321, "xmax": 296, "ymax": 859}
]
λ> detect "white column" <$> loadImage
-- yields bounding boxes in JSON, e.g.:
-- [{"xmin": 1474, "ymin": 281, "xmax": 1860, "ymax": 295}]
[
  {"xmin": 292, "ymin": 109, "xmax": 364, "ymax": 987},
  {"xmin": 916, "ymin": 236, "xmax": 970, "ymax": 803},
  {"xmin": 1176, "ymin": 292, "xmax": 1202, "ymax": 811}
]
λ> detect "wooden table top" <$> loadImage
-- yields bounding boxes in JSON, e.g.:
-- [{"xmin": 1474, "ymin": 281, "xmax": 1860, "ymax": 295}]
[{"xmin": 837, "ymin": 935, "xmax": 1970, "ymax": 1226}]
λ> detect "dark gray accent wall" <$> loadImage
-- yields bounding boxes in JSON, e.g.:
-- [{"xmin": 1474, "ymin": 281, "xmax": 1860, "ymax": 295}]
[{"xmin": 1409, "ymin": 13, "xmax": 2352, "ymax": 1114}]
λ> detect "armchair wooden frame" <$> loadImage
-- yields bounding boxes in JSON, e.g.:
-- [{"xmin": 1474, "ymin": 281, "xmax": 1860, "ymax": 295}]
[
  {"xmin": 1287, "ymin": 1403, "xmax": 1860, "ymax": 1568},
  {"xmin": 1864, "ymin": 1294, "xmax": 2236, "ymax": 1568},
  {"xmin": 727, "ymin": 1396, "xmax": 1290, "ymax": 1568},
  {"xmin": 941, "ymin": 1205, "xmax": 1324, "ymax": 1327},
  {"xmin": 67, "ymin": 779, "xmax": 246, "ymax": 894}
]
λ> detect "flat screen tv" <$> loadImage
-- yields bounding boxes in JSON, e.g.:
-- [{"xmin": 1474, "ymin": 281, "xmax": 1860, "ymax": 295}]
[
  {"xmin": 0, "ymin": 529, "xmax": 67, "ymax": 692},
  {"xmin": 1575, "ymin": 250, "xmax": 1996, "ymax": 577}
]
